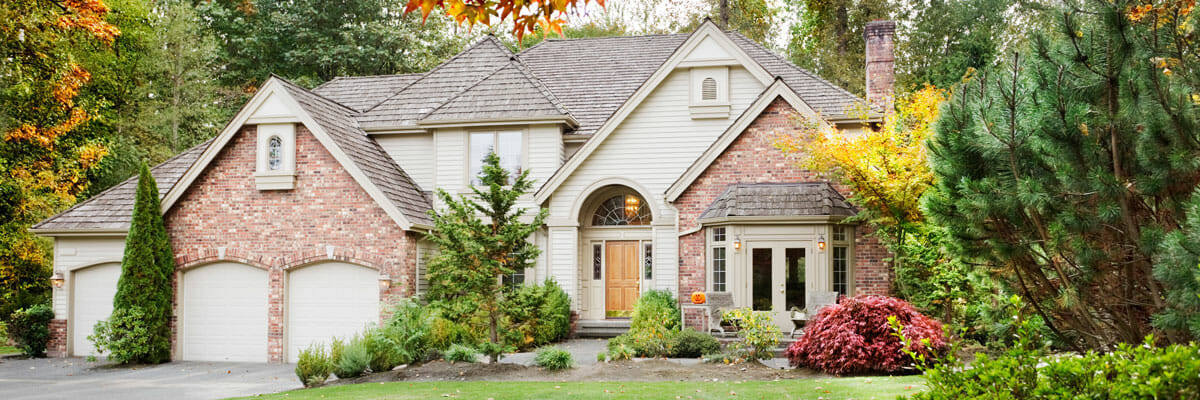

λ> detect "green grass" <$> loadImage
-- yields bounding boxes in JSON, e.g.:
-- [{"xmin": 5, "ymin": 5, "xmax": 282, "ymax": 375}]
[
  {"xmin": 0, "ymin": 322, "xmax": 17, "ymax": 355},
  {"xmin": 230, "ymin": 376, "xmax": 925, "ymax": 400}
]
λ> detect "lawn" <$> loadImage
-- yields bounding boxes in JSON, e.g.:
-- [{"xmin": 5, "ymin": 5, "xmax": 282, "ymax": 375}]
[
  {"xmin": 231, "ymin": 375, "xmax": 925, "ymax": 400},
  {"xmin": 0, "ymin": 322, "xmax": 17, "ymax": 355}
]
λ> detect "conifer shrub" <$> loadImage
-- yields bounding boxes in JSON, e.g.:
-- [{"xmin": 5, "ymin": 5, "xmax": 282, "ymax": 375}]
[
  {"xmin": 534, "ymin": 346, "xmax": 573, "ymax": 371},
  {"xmin": 8, "ymin": 303, "xmax": 53, "ymax": 357},
  {"xmin": 331, "ymin": 336, "xmax": 370, "ymax": 378},
  {"xmin": 787, "ymin": 295, "xmax": 944, "ymax": 374},
  {"xmin": 503, "ymin": 280, "xmax": 571, "ymax": 350},
  {"xmin": 669, "ymin": 328, "xmax": 721, "ymax": 358},
  {"xmin": 295, "ymin": 343, "xmax": 333, "ymax": 387}
]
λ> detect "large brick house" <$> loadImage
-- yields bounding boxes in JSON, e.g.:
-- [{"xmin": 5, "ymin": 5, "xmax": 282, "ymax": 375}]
[{"xmin": 34, "ymin": 21, "xmax": 896, "ymax": 363}]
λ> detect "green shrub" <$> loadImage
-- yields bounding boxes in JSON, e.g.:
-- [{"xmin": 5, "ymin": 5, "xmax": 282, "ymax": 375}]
[
  {"xmin": 606, "ymin": 290, "xmax": 683, "ymax": 358},
  {"xmin": 110, "ymin": 163, "xmax": 176, "ymax": 364},
  {"xmin": 534, "ymin": 347, "xmax": 573, "ymax": 371},
  {"xmin": 429, "ymin": 315, "xmax": 480, "ymax": 351},
  {"xmin": 596, "ymin": 352, "xmax": 606, "ymax": 362},
  {"xmin": 502, "ymin": 280, "xmax": 571, "ymax": 350},
  {"xmin": 606, "ymin": 341, "xmax": 634, "ymax": 361},
  {"xmin": 88, "ymin": 306, "xmax": 155, "ymax": 363},
  {"xmin": 669, "ymin": 328, "xmax": 721, "ymax": 358},
  {"xmin": 382, "ymin": 300, "xmax": 433, "ymax": 364},
  {"xmin": 443, "ymin": 344, "xmax": 479, "ymax": 363},
  {"xmin": 362, "ymin": 327, "xmax": 403, "ymax": 373},
  {"xmin": 722, "ymin": 308, "xmax": 780, "ymax": 360},
  {"xmin": 8, "ymin": 303, "xmax": 53, "ymax": 357},
  {"xmin": 331, "ymin": 335, "xmax": 370, "ymax": 378},
  {"xmin": 295, "ymin": 343, "xmax": 333, "ymax": 387},
  {"xmin": 474, "ymin": 341, "xmax": 513, "ymax": 362}
]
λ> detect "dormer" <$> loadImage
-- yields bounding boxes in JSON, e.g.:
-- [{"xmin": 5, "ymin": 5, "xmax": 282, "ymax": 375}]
[{"xmin": 246, "ymin": 92, "xmax": 300, "ymax": 190}]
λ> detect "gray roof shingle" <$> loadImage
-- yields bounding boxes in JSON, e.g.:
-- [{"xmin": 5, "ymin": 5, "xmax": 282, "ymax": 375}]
[
  {"xmin": 32, "ymin": 140, "xmax": 211, "ymax": 231},
  {"xmin": 312, "ymin": 74, "xmax": 424, "ymax": 112},
  {"xmin": 423, "ymin": 58, "xmax": 572, "ymax": 122},
  {"xmin": 277, "ymin": 78, "xmax": 433, "ymax": 227},
  {"xmin": 698, "ymin": 182, "xmax": 857, "ymax": 220}
]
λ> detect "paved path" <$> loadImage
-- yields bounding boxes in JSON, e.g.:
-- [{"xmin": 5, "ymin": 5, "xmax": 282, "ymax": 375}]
[{"xmin": 0, "ymin": 357, "xmax": 299, "ymax": 400}]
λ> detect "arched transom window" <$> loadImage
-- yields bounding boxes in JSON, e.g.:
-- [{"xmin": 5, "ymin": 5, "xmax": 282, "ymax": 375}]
[
  {"xmin": 267, "ymin": 136, "xmax": 283, "ymax": 171},
  {"xmin": 592, "ymin": 194, "xmax": 652, "ymax": 226}
]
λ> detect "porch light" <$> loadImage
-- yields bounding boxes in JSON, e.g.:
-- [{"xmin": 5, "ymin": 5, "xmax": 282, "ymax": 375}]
[
  {"xmin": 734, "ymin": 235, "xmax": 742, "ymax": 251},
  {"xmin": 818, "ymin": 235, "xmax": 827, "ymax": 251},
  {"xmin": 379, "ymin": 274, "xmax": 392, "ymax": 290},
  {"xmin": 50, "ymin": 272, "xmax": 64, "ymax": 288}
]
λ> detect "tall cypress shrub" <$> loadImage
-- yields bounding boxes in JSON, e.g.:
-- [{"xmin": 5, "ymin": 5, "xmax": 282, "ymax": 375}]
[{"xmin": 110, "ymin": 162, "xmax": 175, "ymax": 363}]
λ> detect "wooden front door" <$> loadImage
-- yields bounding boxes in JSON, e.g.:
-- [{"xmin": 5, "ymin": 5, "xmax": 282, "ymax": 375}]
[{"xmin": 605, "ymin": 241, "xmax": 640, "ymax": 317}]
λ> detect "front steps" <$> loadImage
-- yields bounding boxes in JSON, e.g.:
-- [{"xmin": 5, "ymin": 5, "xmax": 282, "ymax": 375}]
[{"xmin": 575, "ymin": 319, "xmax": 631, "ymax": 338}]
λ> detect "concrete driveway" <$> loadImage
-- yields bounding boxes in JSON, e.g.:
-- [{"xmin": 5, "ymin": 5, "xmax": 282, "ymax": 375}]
[{"xmin": 0, "ymin": 356, "xmax": 300, "ymax": 400}]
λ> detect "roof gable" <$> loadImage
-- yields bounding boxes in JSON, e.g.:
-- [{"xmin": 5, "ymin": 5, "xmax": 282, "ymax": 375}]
[
  {"xmin": 421, "ymin": 59, "xmax": 575, "ymax": 126},
  {"xmin": 312, "ymin": 74, "xmax": 425, "ymax": 112},
  {"xmin": 666, "ymin": 79, "xmax": 830, "ymax": 202},
  {"xmin": 532, "ymin": 21, "xmax": 775, "ymax": 204}
]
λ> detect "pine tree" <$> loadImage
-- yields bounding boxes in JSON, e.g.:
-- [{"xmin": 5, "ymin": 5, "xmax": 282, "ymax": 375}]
[
  {"xmin": 110, "ymin": 162, "xmax": 175, "ymax": 363},
  {"xmin": 426, "ymin": 152, "xmax": 548, "ymax": 362},
  {"xmin": 926, "ymin": 0, "xmax": 1200, "ymax": 349}
]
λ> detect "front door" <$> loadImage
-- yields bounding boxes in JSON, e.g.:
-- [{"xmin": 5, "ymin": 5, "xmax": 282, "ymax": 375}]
[
  {"xmin": 605, "ymin": 240, "xmax": 640, "ymax": 317},
  {"xmin": 750, "ymin": 244, "xmax": 810, "ymax": 332}
]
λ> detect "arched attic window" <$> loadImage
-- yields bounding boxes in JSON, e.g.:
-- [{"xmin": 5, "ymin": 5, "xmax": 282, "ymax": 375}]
[
  {"xmin": 701, "ymin": 77, "xmax": 718, "ymax": 101},
  {"xmin": 267, "ymin": 136, "xmax": 283, "ymax": 171},
  {"xmin": 592, "ymin": 194, "xmax": 652, "ymax": 226}
]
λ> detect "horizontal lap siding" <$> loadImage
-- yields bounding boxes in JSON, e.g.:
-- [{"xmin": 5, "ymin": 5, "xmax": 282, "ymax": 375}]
[{"xmin": 375, "ymin": 133, "xmax": 435, "ymax": 190}]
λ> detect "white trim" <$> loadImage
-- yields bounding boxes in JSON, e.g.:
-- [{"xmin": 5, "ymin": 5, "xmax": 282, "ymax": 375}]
[
  {"xmin": 159, "ymin": 77, "xmax": 420, "ymax": 231},
  {"xmin": 678, "ymin": 58, "xmax": 740, "ymax": 68},
  {"xmin": 533, "ymin": 21, "xmax": 774, "ymax": 204},
  {"xmin": 31, "ymin": 229, "xmax": 129, "ymax": 237},
  {"xmin": 567, "ymin": 177, "xmax": 662, "ymax": 225},
  {"xmin": 417, "ymin": 116, "xmax": 578, "ymax": 129},
  {"xmin": 664, "ymin": 79, "xmax": 829, "ymax": 202}
]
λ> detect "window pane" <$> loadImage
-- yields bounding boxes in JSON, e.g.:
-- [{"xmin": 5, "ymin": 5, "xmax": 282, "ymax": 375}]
[
  {"xmin": 593, "ymin": 243, "xmax": 602, "ymax": 280},
  {"xmin": 752, "ymin": 248, "xmax": 771, "ymax": 311},
  {"xmin": 503, "ymin": 269, "xmax": 525, "ymax": 290},
  {"xmin": 833, "ymin": 226, "xmax": 847, "ymax": 242},
  {"xmin": 712, "ymin": 247, "xmax": 726, "ymax": 292},
  {"xmin": 833, "ymin": 246, "xmax": 848, "ymax": 296},
  {"xmin": 785, "ymin": 248, "xmax": 805, "ymax": 310},
  {"xmin": 643, "ymin": 243, "xmax": 653, "ymax": 280},
  {"xmin": 496, "ymin": 131, "xmax": 522, "ymax": 180},
  {"xmin": 712, "ymin": 227, "xmax": 726, "ymax": 242},
  {"xmin": 469, "ymin": 132, "xmax": 493, "ymax": 186},
  {"xmin": 591, "ymin": 194, "xmax": 651, "ymax": 226},
  {"xmin": 267, "ymin": 136, "xmax": 283, "ymax": 171}
]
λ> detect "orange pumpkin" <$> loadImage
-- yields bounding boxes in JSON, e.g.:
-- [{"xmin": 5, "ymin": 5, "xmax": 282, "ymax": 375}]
[{"xmin": 691, "ymin": 291, "xmax": 706, "ymax": 304}]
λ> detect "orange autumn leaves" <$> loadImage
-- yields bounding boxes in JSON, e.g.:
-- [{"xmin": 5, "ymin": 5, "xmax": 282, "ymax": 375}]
[
  {"xmin": 1127, "ymin": 0, "xmax": 1195, "ymax": 24},
  {"xmin": 775, "ymin": 85, "xmax": 947, "ymax": 227},
  {"xmin": 56, "ymin": 0, "xmax": 121, "ymax": 44},
  {"xmin": 404, "ymin": 0, "xmax": 604, "ymax": 41}
]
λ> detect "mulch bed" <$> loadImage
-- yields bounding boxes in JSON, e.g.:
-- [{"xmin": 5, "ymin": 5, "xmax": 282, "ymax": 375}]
[{"xmin": 332, "ymin": 359, "xmax": 823, "ymax": 385}]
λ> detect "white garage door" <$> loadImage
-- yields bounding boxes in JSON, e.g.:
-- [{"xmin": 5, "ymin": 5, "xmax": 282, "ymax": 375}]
[
  {"xmin": 71, "ymin": 263, "xmax": 121, "ymax": 357},
  {"xmin": 287, "ymin": 262, "xmax": 379, "ymax": 362},
  {"xmin": 181, "ymin": 262, "xmax": 268, "ymax": 362}
]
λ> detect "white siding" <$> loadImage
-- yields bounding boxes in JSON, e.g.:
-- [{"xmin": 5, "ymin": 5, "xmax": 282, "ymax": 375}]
[
  {"xmin": 527, "ymin": 124, "xmax": 563, "ymax": 188},
  {"xmin": 375, "ymin": 132, "xmax": 435, "ymax": 190},
  {"xmin": 433, "ymin": 127, "xmax": 468, "ymax": 209},
  {"xmin": 548, "ymin": 226, "xmax": 580, "ymax": 307},
  {"xmin": 51, "ymin": 236, "xmax": 127, "ymax": 319}
]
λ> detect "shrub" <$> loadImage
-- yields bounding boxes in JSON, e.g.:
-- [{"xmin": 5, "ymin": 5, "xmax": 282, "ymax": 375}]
[
  {"xmin": 110, "ymin": 163, "xmax": 175, "ymax": 364},
  {"xmin": 429, "ymin": 315, "xmax": 479, "ymax": 351},
  {"xmin": 331, "ymin": 335, "xmax": 370, "ymax": 378},
  {"xmin": 474, "ymin": 341, "xmax": 513, "ymax": 362},
  {"xmin": 596, "ymin": 352, "xmax": 606, "ymax": 362},
  {"xmin": 787, "ymin": 295, "xmax": 944, "ymax": 375},
  {"xmin": 88, "ymin": 306, "xmax": 156, "ymax": 363},
  {"xmin": 362, "ymin": 327, "xmax": 404, "ymax": 373},
  {"xmin": 382, "ymin": 300, "xmax": 433, "ymax": 364},
  {"xmin": 606, "ymin": 341, "xmax": 634, "ymax": 361},
  {"xmin": 295, "ymin": 343, "xmax": 333, "ymax": 387},
  {"xmin": 606, "ymin": 290, "xmax": 683, "ymax": 358},
  {"xmin": 723, "ymin": 308, "xmax": 781, "ymax": 361},
  {"xmin": 669, "ymin": 328, "xmax": 721, "ymax": 358},
  {"xmin": 502, "ymin": 280, "xmax": 571, "ymax": 350},
  {"xmin": 8, "ymin": 303, "xmax": 53, "ymax": 357},
  {"xmin": 534, "ymin": 347, "xmax": 573, "ymax": 371},
  {"xmin": 443, "ymin": 344, "xmax": 478, "ymax": 363}
]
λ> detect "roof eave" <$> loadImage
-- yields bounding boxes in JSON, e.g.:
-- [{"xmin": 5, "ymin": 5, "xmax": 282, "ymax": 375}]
[
  {"xmin": 416, "ymin": 115, "xmax": 579, "ymax": 129},
  {"xmin": 696, "ymin": 215, "xmax": 854, "ymax": 225},
  {"xmin": 30, "ymin": 227, "xmax": 129, "ymax": 237}
]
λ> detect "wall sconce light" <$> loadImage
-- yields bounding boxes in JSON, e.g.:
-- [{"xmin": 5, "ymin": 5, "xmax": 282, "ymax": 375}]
[
  {"xmin": 50, "ymin": 272, "xmax": 65, "ymax": 288},
  {"xmin": 818, "ymin": 235, "xmax": 827, "ymax": 251},
  {"xmin": 734, "ymin": 235, "xmax": 742, "ymax": 251},
  {"xmin": 379, "ymin": 274, "xmax": 393, "ymax": 290}
]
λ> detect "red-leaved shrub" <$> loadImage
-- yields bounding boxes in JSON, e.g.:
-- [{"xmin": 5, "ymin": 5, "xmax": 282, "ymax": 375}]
[{"xmin": 786, "ymin": 295, "xmax": 945, "ymax": 375}]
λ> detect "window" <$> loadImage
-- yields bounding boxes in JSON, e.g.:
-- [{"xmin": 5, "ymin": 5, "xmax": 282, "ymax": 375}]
[
  {"xmin": 469, "ymin": 131, "xmax": 522, "ymax": 185},
  {"xmin": 833, "ymin": 226, "xmax": 848, "ymax": 242},
  {"xmin": 266, "ymin": 136, "xmax": 283, "ymax": 171},
  {"xmin": 833, "ymin": 246, "xmax": 848, "ymax": 296},
  {"xmin": 503, "ymin": 268, "xmax": 525, "ymax": 290},
  {"xmin": 712, "ymin": 227, "xmax": 726, "ymax": 243},
  {"xmin": 592, "ymin": 243, "xmax": 602, "ymax": 280},
  {"xmin": 591, "ymin": 194, "xmax": 652, "ymax": 226},
  {"xmin": 643, "ymin": 243, "xmax": 653, "ymax": 280},
  {"xmin": 712, "ymin": 247, "xmax": 727, "ymax": 292},
  {"xmin": 701, "ymin": 77, "xmax": 717, "ymax": 100}
]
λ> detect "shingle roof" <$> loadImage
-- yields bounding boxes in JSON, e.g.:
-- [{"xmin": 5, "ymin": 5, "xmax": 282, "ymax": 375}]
[
  {"xmin": 356, "ymin": 36, "xmax": 514, "ymax": 130},
  {"xmin": 277, "ymin": 78, "xmax": 433, "ymax": 226},
  {"xmin": 312, "ymin": 74, "xmax": 424, "ymax": 112},
  {"xmin": 424, "ymin": 58, "xmax": 572, "ymax": 122},
  {"xmin": 31, "ymin": 140, "xmax": 211, "ymax": 231},
  {"xmin": 698, "ymin": 183, "xmax": 857, "ymax": 220}
]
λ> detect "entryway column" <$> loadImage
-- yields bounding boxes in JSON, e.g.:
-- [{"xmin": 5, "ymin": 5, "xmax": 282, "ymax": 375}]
[{"xmin": 547, "ymin": 224, "xmax": 579, "ymax": 307}]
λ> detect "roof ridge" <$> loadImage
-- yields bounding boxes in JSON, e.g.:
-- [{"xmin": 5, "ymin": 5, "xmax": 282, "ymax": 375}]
[
  {"xmin": 419, "ymin": 61, "xmax": 514, "ymax": 120},
  {"xmin": 272, "ymin": 75, "xmax": 361, "ymax": 115},
  {"xmin": 360, "ymin": 36, "xmax": 514, "ymax": 115},
  {"xmin": 518, "ymin": 32, "xmax": 689, "ymax": 50},
  {"xmin": 727, "ymin": 32, "xmax": 871, "ymax": 111},
  {"xmin": 509, "ymin": 56, "xmax": 572, "ymax": 117}
]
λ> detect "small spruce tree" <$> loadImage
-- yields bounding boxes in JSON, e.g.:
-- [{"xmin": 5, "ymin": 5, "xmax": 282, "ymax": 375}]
[
  {"xmin": 426, "ymin": 152, "xmax": 548, "ymax": 363},
  {"xmin": 104, "ymin": 162, "xmax": 175, "ymax": 363}
]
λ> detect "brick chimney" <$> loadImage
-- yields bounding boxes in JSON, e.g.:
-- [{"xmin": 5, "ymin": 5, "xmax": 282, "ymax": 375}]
[{"xmin": 864, "ymin": 20, "xmax": 895, "ymax": 111}]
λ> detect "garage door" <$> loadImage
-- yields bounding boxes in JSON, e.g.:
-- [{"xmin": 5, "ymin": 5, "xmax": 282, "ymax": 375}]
[
  {"xmin": 287, "ymin": 262, "xmax": 379, "ymax": 362},
  {"xmin": 181, "ymin": 262, "xmax": 268, "ymax": 362},
  {"xmin": 71, "ymin": 262, "xmax": 121, "ymax": 357}
]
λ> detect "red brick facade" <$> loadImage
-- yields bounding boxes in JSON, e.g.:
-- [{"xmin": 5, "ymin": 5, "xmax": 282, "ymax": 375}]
[
  {"xmin": 674, "ymin": 98, "xmax": 890, "ymax": 329},
  {"xmin": 164, "ymin": 124, "xmax": 416, "ymax": 363}
]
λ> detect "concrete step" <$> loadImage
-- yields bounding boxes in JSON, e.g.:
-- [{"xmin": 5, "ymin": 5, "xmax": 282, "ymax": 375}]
[{"xmin": 575, "ymin": 319, "xmax": 631, "ymax": 338}]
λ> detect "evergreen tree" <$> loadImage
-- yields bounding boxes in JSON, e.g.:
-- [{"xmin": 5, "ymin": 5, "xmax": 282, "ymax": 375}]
[
  {"xmin": 926, "ymin": 0, "xmax": 1200, "ymax": 349},
  {"xmin": 426, "ymin": 152, "xmax": 548, "ymax": 362},
  {"xmin": 1155, "ymin": 190, "xmax": 1200, "ymax": 339},
  {"xmin": 109, "ymin": 162, "xmax": 175, "ymax": 363}
]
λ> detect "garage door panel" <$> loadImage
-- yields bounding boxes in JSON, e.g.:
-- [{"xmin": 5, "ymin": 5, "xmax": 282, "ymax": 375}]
[
  {"xmin": 182, "ymin": 263, "xmax": 268, "ymax": 362},
  {"xmin": 287, "ymin": 263, "xmax": 379, "ymax": 362},
  {"xmin": 71, "ymin": 263, "xmax": 121, "ymax": 357}
]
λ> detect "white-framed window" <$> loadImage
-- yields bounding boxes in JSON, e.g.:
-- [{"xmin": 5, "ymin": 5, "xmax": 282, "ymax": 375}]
[
  {"xmin": 832, "ymin": 246, "xmax": 848, "ymax": 296},
  {"xmin": 833, "ymin": 225, "xmax": 848, "ymax": 242},
  {"xmin": 709, "ymin": 227, "xmax": 729, "ymax": 292},
  {"xmin": 712, "ymin": 227, "xmax": 726, "ymax": 243},
  {"xmin": 469, "ymin": 130, "xmax": 522, "ymax": 186},
  {"xmin": 592, "ymin": 242, "xmax": 603, "ymax": 280},
  {"xmin": 267, "ymin": 136, "xmax": 283, "ymax": 171},
  {"xmin": 254, "ymin": 123, "xmax": 296, "ymax": 190},
  {"xmin": 643, "ymin": 242, "xmax": 653, "ymax": 280}
]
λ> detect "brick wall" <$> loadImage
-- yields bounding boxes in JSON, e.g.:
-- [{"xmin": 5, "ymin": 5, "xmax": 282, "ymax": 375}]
[
  {"xmin": 674, "ymin": 98, "xmax": 890, "ymax": 329},
  {"xmin": 165, "ymin": 124, "xmax": 416, "ymax": 363}
]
